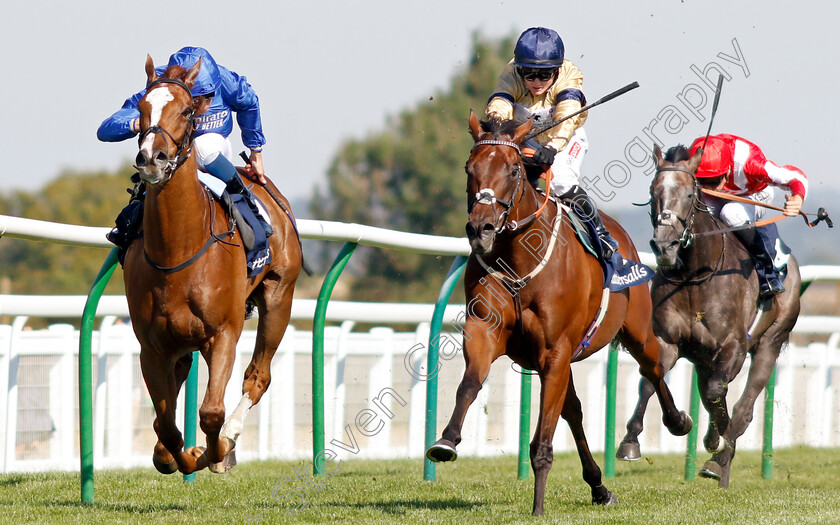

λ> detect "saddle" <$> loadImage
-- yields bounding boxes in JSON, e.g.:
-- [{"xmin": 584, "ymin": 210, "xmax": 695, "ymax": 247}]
[{"xmin": 108, "ymin": 174, "xmax": 272, "ymax": 277}]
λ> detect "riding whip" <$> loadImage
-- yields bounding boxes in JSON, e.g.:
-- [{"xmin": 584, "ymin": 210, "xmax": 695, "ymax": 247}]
[
  {"xmin": 699, "ymin": 73, "xmax": 725, "ymax": 152},
  {"xmin": 523, "ymin": 81, "xmax": 640, "ymax": 141}
]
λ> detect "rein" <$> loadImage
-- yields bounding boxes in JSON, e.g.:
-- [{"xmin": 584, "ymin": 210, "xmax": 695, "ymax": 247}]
[{"xmin": 143, "ymin": 187, "xmax": 236, "ymax": 273}]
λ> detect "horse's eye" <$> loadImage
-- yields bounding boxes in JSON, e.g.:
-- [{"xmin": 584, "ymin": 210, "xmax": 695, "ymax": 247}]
[{"xmin": 182, "ymin": 109, "xmax": 193, "ymax": 119}]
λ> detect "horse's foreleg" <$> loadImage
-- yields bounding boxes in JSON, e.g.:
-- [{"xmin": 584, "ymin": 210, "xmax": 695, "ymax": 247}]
[
  {"xmin": 426, "ymin": 338, "xmax": 496, "ymax": 463},
  {"xmin": 199, "ymin": 332, "xmax": 238, "ymax": 472},
  {"xmin": 140, "ymin": 349, "xmax": 203, "ymax": 474},
  {"xmin": 696, "ymin": 348, "xmax": 743, "ymax": 488},
  {"xmin": 623, "ymin": 331, "xmax": 692, "ymax": 437}
]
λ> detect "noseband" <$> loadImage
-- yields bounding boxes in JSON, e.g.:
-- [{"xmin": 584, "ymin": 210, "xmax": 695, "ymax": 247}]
[
  {"xmin": 137, "ymin": 77, "xmax": 196, "ymax": 178},
  {"xmin": 470, "ymin": 139, "xmax": 526, "ymax": 233}
]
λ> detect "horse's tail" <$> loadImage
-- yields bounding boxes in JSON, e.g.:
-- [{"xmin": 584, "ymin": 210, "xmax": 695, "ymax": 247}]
[{"xmin": 262, "ymin": 177, "xmax": 312, "ymax": 276}]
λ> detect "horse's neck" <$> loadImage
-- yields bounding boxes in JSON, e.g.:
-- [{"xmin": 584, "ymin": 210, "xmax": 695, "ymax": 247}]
[
  {"xmin": 491, "ymin": 189, "xmax": 561, "ymax": 274},
  {"xmin": 683, "ymin": 212, "xmax": 726, "ymax": 266},
  {"xmin": 143, "ymin": 158, "xmax": 210, "ymax": 260}
]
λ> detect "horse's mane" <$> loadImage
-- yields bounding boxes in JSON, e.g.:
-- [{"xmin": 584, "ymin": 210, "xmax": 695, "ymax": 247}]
[
  {"xmin": 664, "ymin": 145, "xmax": 690, "ymax": 163},
  {"xmin": 480, "ymin": 118, "xmax": 522, "ymax": 139}
]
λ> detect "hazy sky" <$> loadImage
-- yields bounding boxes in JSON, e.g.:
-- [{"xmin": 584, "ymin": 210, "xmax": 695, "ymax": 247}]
[{"xmin": 2, "ymin": 0, "xmax": 838, "ymax": 218}]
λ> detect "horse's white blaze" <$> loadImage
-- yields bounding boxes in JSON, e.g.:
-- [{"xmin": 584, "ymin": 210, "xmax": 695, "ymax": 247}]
[
  {"xmin": 220, "ymin": 393, "xmax": 253, "ymax": 442},
  {"xmin": 139, "ymin": 87, "xmax": 175, "ymax": 156}
]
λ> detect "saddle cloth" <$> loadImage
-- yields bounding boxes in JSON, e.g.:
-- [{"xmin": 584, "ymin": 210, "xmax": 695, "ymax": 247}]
[
  {"xmin": 198, "ymin": 173, "xmax": 271, "ymax": 277},
  {"xmin": 561, "ymin": 204, "xmax": 654, "ymax": 292}
]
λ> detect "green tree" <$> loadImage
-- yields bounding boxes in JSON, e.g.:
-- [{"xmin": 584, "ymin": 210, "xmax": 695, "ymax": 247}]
[
  {"xmin": 0, "ymin": 164, "xmax": 136, "ymax": 296},
  {"xmin": 310, "ymin": 32, "xmax": 515, "ymax": 302}
]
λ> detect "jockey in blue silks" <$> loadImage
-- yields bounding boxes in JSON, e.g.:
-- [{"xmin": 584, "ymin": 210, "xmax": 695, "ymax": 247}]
[{"xmin": 98, "ymin": 46, "xmax": 272, "ymax": 238}]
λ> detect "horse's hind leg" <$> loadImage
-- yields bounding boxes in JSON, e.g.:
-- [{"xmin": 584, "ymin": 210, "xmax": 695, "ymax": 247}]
[
  {"xmin": 729, "ymin": 333, "xmax": 785, "ymax": 441},
  {"xmin": 220, "ymin": 279, "xmax": 296, "ymax": 454},
  {"xmin": 617, "ymin": 338, "xmax": 680, "ymax": 461},
  {"xmin": 140, "ymin": 349, "xmax": 205, "ymax": 474},
  {"xmin": 532, "ymin": 365, "xmax": 616, "ymax": 516},
  {"xmin": 621, "ymin": 328, "xmax": 692, "ymax": 437}
]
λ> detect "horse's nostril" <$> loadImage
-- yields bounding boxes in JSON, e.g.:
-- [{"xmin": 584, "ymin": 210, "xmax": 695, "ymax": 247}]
[
  {"xmin": 154, "ymin": 151, "xmax": 168, "ymax": 163},
  {"xmin": 480, "ymin": 223, "xmax": 495, "ymax": 236},
  {"xmin": 649, "ymin": 239, "xmax": 660, "ymax": 256},
  {"xmin": 466, "ymin": 222, "xmax": 477, "ymax": 239},
  {"xmin": 135, "ymin": 151, "xmax": 147, "ymax": 167}
]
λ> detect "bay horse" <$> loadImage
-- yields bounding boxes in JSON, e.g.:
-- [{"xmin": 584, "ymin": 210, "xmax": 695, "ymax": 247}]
[
  {"xmin": 124, "ymin": 56, "xmax": 301, "ymax": 475},
  {"xmin": 426, "ymin": 111, "xmax": 692, "ymax": 515},
  {"xmin": 616, "ymin": 145, "xmax": 801, "ymax": 487}
]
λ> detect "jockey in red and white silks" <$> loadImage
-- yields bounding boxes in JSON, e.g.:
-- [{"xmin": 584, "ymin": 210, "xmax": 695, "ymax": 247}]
[{"xmin": 690, "ymin": 133, "xmax": 808, "ymax": 298}]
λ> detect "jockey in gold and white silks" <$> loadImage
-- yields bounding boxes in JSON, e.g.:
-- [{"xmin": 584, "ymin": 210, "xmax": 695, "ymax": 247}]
[
  {"xmin": 486, "ymin": 27, "xmax": 619, "ymax": 258},
  {"xmin": 486, "ymin": 58, "xmax": 588, "ymax": 197}
]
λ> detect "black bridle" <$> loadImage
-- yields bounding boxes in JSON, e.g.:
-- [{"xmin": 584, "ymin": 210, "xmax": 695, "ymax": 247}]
[{"xmin": 136, "ymin": 77, "xmax": 196, "ymax": 178}]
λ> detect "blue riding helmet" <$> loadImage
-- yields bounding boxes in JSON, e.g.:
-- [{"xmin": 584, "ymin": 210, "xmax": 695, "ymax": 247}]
[
  {"xmin": 513, "ymin": 27, "xmax": 565, "ymax": 69},
  {"xmin": 166, "ymin": 46, "xmax": 221, "ymax": 97}
]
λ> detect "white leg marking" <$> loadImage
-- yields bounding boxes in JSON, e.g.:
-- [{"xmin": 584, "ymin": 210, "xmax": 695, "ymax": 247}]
[{"xmin": 220, "ymin": 393, "xmax": 253, "ymax": 441}]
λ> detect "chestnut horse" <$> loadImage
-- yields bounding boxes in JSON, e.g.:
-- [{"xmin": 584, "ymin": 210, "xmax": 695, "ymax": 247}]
[
  {"xmin": 616, "ymin": 145, "xmax": 800, "ymax": 487},
  {"xmin": 426, "ymin": 112, "xmax": 692, "ymax": 515},
  {"xmin": 124, "ymin": 56, "xmax": 301, "ymax": 475}
]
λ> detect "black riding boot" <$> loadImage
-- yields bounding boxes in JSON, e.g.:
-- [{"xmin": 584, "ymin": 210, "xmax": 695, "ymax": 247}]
[
  {"xmin": 106, "ymin": 173, "xmax": 145, "ymax": 250},
  {"xmin": 225, "ymin": 175, "xmax": 273, "ymax": 238},
  {"xmin": 559, "ymin": 185, "xmax": 620, "ymax": 259},
  {"xmin": 733, "ymin": 225, "xmax": 785, "ymax": 298}
]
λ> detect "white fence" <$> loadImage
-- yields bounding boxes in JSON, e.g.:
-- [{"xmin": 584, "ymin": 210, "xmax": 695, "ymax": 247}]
[
  {"xmin": 1, "ymin": 213, "xmax": 839, "ymax": 474},
  {"xmin": 2, "ymin": 306, "xmax": 839, "ymax": 474}
]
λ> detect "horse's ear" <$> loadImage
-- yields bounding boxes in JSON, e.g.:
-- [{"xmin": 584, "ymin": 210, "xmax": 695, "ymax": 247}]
[
  {"xmin": 468, "ymin": 109, "xmax": 482, "ymax": 141},
  {"xmin": 688, "ymin": 147, "xmax": 703, "ymax": 173},
  {"xmin": 145, "ymin": 54, "xmax": 158, "ymax": 85},
  {"xmin": 511, "ymin": 116, "xmax": 534, "ymax": 144},
  {"xmin": 184, "ymin": 57, "xmax": 202, "ymax": 90},
  {"xmin": 652, "ymin": 144, "xmax": 663, "ymax": 167}
]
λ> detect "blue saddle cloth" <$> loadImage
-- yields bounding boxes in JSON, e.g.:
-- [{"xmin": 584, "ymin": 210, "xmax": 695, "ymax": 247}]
[
  {"xmin": 227, "ymin": 192, "xmax": 272, "ymax": 278},
  {"xmin": 564, "ymin": 208, "xmax": 654, "ymax": 292}
]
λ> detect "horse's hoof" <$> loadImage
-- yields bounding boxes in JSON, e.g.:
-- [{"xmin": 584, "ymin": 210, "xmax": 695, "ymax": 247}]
[
  {"xmin": 152, "ymin": 455, "xmax": 178, "ymax": 475},
  {"xmin": 699, "ymin": 460, "xmax": 722, "ymax": 481},
  {"xmin": 209, "ymin": 448, "xmax": 237, "ymax": 474},
  {"xmin": 592, "ymin": 484, "xmax": 619, "ymax": 506},
  {"xmin": 666, "ymin": 411, "xmax": 693, "ymax": 437},
  {"xmin": 616, "ymin": 441, "xmax": 641, "ymax": 461},
  {"xmin": 426, "ymin": 439, "xmax": 458, "ymax": 463}
]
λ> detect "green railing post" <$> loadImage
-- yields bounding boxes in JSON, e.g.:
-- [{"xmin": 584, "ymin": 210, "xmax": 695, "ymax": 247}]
[
  {"xmin": 517, "ymin": 373, "xmax": 532, "ymax": 480},
  {"xmin": 762, "ymin": 367, "xmax": 776, "ymax": 479},
  {"xmin": 312, "ymin": 242, "xmax": 357, "ymax": 476},
  {"xmin": 684, "ymin": 368, "xmax": 700, "ymax": 481},
  {"xmin": 183, "ymin": 350, "xmax": 199, "ymax": 483},
  {"xmin": 423, "ymin": 255, "xmax": 468, "ymax": 482},
  {"xmin": 79, "ymin": 247, "xmax": 119, "ymax": 504},
  {"xmin": 604, "ymin": 340, "xmax": 619, "ymax": 478}
]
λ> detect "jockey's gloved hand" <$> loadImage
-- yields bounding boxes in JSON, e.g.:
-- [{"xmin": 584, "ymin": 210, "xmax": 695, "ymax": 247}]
[{"xmin": 530, "ymin": 145, "xmax": 557, "ymax": 166}]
